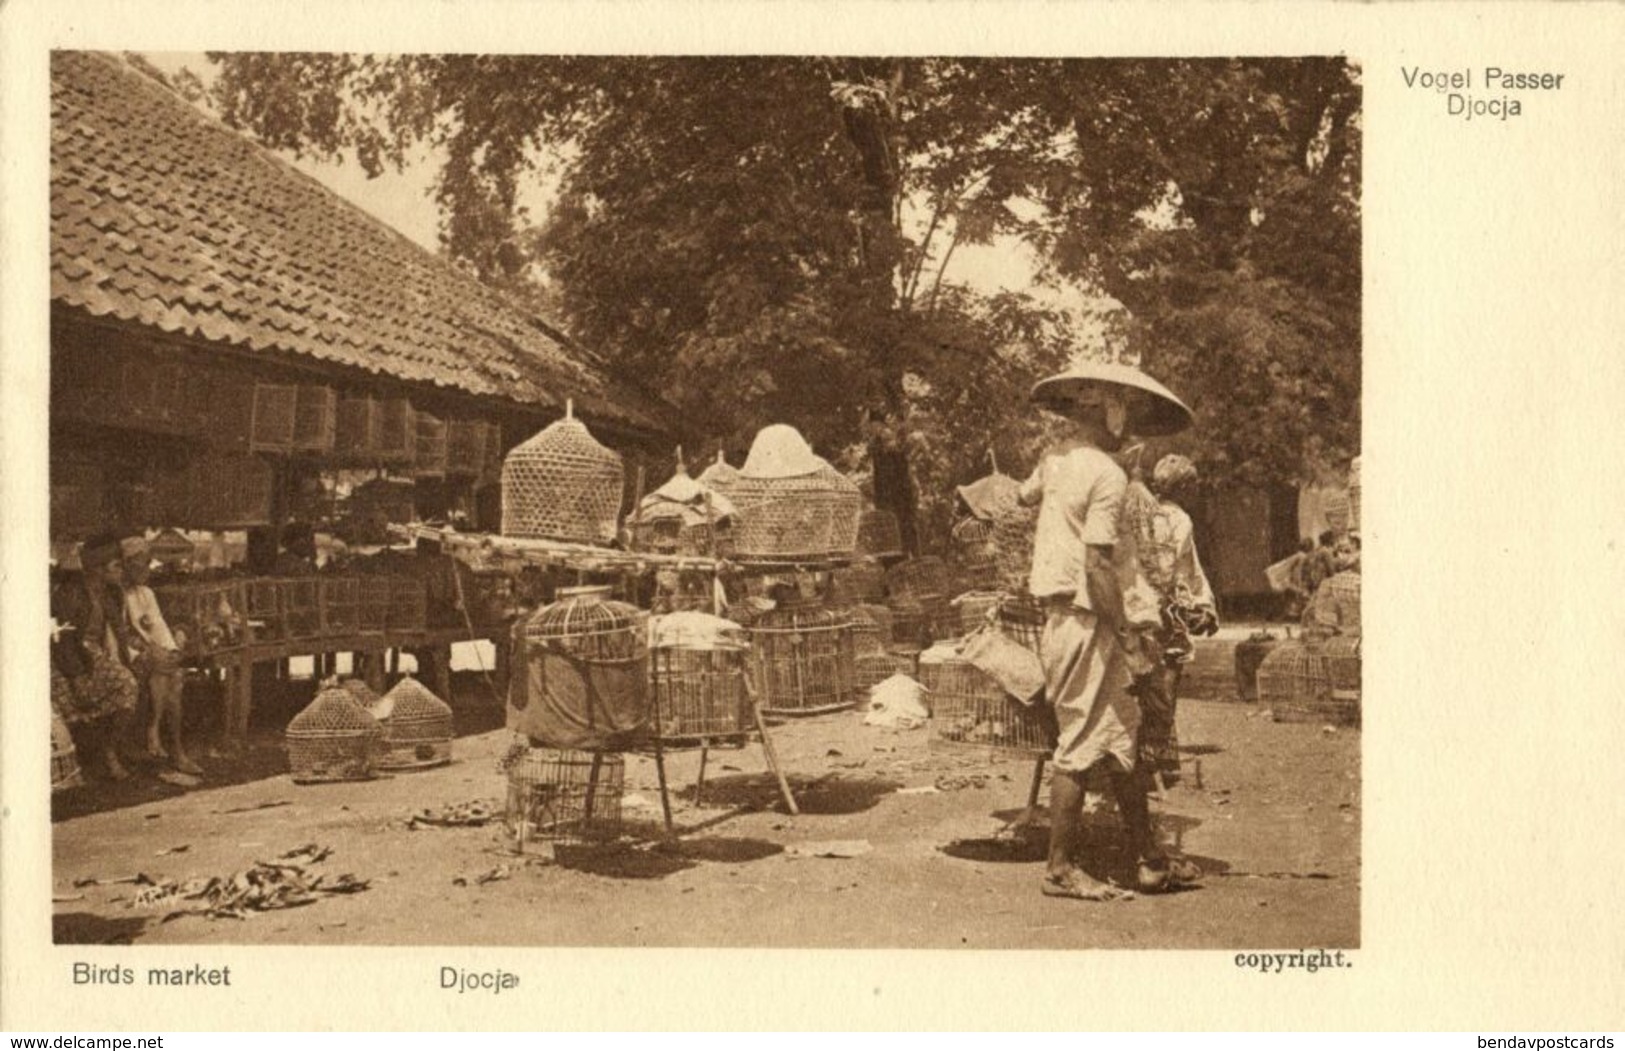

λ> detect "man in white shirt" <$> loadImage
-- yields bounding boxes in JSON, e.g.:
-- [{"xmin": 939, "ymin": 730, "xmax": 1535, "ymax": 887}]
[{"xmin": 1022, "ymin": 363, "xmax": 1197, "ymax": 900}]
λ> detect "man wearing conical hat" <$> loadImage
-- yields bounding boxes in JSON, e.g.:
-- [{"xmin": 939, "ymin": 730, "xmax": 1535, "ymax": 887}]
[{"xmin": 1021, "ymin": 358, "xmax": 1197, "ymax": 900}]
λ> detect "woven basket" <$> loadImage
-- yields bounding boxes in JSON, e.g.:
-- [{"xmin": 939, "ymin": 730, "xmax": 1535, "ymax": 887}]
[
  {"xmin": 376, "ymin": 676, "xmax": 454, "ymax": 770},
  {"xmin": 728, "ymin": 465, "xmax": 863, "ymax": 562},
  {"xmin": 649, "ymin": 647, "xmax": 751, "ymax": 740},
  {"xmin": 505, "ymin": 747, "xmax": 625, "ymax": 848},
  {"xmin": 856, "ymin": 509, "xmax": 903, "ymax": 559},
  {"xmin": 1259, "ymin": 639, "xmax": 1361, "ymax": 727},
  {"xmin": 285, "ymin": 682, "xmax": 384, "ymax": 783},
  {"xmin": 923, "ymin": 652, "xmax": 1056, "ymax": 760},
  {"xmin": 501, "ymin": 409, "xmax": 624, "ymax": 544},
  {"xmin": 747, "ymin": 602, "xmax": 857, "ymax": 715}
]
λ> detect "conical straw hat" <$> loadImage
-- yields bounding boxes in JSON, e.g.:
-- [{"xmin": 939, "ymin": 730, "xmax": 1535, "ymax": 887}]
[{"xmin": 1030, "ymin": 360, "xmax": 1193, "ymax": 437}]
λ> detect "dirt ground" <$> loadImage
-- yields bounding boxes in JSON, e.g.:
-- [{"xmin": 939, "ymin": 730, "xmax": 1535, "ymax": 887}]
[{"xmin": 51, "ymin": 634, "xmax": 1359, "ymax": 950}]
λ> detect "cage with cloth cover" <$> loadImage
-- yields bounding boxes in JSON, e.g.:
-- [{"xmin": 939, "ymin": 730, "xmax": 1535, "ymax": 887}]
[{"xmin": 507, "ymin": 586, "xmax": 650, "ymax": 751}]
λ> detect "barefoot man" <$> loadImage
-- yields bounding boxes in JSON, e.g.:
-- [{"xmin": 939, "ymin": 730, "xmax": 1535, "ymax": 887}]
[{"xmin": 1021, "ymin": 360, "xmax": 1197, "ymax": 901}]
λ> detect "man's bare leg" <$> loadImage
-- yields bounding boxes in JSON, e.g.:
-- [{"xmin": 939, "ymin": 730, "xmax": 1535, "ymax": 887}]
[{"xmin": 1044, "ymin": 767, "xmax": 1126, "ymax": 900}]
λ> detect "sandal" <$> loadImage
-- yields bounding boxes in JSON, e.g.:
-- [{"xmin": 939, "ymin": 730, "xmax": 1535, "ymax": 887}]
[{"xmin": 1137, "ymin": 856, "xmax": 1203, "ymax": 892}]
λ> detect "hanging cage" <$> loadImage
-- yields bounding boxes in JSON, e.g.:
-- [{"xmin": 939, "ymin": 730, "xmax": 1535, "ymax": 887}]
[
  {"xmin": 747, "ymin": 600, "xmax": 857, "ymax": 716},
  {"xmin": 923, "ymin": 651, "xmax": 1057, "ymax": 760},
  {"xmin": 988, "ymin": 488, "xmax": 1038, "ymax": 593},
  {"xmin": 376, "ymin": 675, "xmax": 455, "ymax": 770},
  {"xmin": 500, "ymin": 403, "xmax": 625, "ymax": 545},
  {"xmin": 504, "ymin": 746, "xmax": 626, "ymax": 849},
  {"xmin": 284, "ymin": 680, "xmax": 384, "ymax": 783}
]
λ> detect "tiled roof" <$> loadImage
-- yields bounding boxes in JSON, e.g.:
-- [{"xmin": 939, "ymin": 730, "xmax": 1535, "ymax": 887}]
[{"xmin": 50, "ymin": 51, "xmax": 667, "ymax": 435}]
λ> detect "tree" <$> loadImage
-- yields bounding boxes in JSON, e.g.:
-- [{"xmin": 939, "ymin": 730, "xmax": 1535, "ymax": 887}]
[{"xmin": 205, "ymin": 54, "xmax": 1361, "ymax": 547}]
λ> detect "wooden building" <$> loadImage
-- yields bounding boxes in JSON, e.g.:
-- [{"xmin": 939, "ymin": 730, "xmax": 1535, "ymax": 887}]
[{"xmin": 49, "ymin": 51, "xmax": 670, "ymax": 546}]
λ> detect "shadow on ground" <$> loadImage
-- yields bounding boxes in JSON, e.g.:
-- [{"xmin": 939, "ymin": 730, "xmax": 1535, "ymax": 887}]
[
  {"xmin": 676, "ymin": 773, "xmax": 901, "ymax": 815},
  {"xmin": 53, "ymin": 911, "xmax": 148, "ymax": 945}
]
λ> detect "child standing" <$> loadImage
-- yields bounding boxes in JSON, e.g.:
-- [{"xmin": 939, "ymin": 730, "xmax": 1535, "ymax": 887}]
[{"xmin": 120, "ymin": 539, "xmax": 202, "ymax": 776}]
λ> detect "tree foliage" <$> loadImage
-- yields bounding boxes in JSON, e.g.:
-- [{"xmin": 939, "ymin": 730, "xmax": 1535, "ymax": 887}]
[{"xmin": 206, "ymin": 53, "xmax": 1360, "ymax": 547}]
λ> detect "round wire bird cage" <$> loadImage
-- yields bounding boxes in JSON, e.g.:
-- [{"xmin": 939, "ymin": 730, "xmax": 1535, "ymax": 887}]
[
  {"xmin": 376, "ymin": 675, "xmax": 455, "ymax": 770},
  {"xmin": 51, "ymin": 701, "xmax": 81, "ymax": 792},
  {"xmin": 285, "ymin": 680, "xmax": 384, "ymax": 783},
  {"xmin": 511, "ymin": 586, "xmax": 650, "ymax": 750},
  {"xmin": 829, "ymin": 560, "xmax": 887, "ymax": 605},
  {"xmin": 500, "ymin": 404, "xmax": 625, "ymax": 544},
  {"xmin": 504, "ymin": 746, "xmax": 625, "ymax": 849},
  {"xmin": 856, "ymin": 508, "xmax": 903, "ymax": 559},
  {"xmin": 647, "ymin": 612, "xmax": 752, "ymax": 742},
  {"xmin": 1258, "ymin": 639, "xmax": 1361, "ymax": 727},
  {"xmin": 747, "ymin": 601, "xmax": 857, "ymax": 715},
  {"xmin": 988, "ymin": 489, "xmax": 1038, "ymax": 592},
  {"xmin": 923, "ymin": 651, "xmax": 1056, "ymax": 760},
  {"xmin": 950, "ymin": 516, "xmax": 1001, "ymax": 592},
  {"xmin": 952, "ymin": 590, "xmax": 1005, "ymax": 638}
]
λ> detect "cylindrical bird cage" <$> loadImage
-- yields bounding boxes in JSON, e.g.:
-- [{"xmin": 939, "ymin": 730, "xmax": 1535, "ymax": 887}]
[
  {"xmin": 829, "ymin": 560, "xmax": 887, "ymax": 605},
  {"xmin": 953, "ymin": 590, "xmax": 1004, "ymax": 638},
  {"xmin": 510, "ymin": 586, "xmax": 650, "ymax": 750},
  {"xmin": 284, "ymin": 680, "xmax": 384, "ymax": 783},
  {"xmin": 376, "ymin": 675, "xmax": 455, "ymax": 770},
  {"xmin": 505, "ymin": 746, "xmax": 625, "ymax": 849},
  {"xmin": 501, "ymin": 403, "xmax": 625, "ymax": 545},
  {"xmin": 1258, "ymin": 639, "xmax": 1360, "ymax": 727},
  {"xmin": 950, "ymin": 516, "xmax": 1001, "ymax": 592},
  {"xmin": 51, "ymin": 702, "xmax": 82, "ymax": 792},
  {"xmin": 923, "ymin": 651, "xmax": 1057, "ymax": 760},
  {"xmin": 747, "ymin": 601, "xmax": 857, "ymax": 716},
  {"xmin": 856, "ymin": 508, "xmax": 904, "ymax": 559},
  {"xmin": 847, "ymin": 604, "xmax": 893, "ymax": 655},
  {"xmin": 726, "ymin": 425, "xmax": 862, "ymax": 561},
  {"xmin": 988, "ymin": 489, "xmax": 1038, "ymax": 592},
  {"xmin": 648, "ymin": 612, "xmax": 751, "ymax": 742}
]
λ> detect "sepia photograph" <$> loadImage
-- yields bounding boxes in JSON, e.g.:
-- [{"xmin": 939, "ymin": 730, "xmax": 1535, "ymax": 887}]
[{"xmin": 42, "ymin": 50, "xmax": 1361, "ymax": 951}]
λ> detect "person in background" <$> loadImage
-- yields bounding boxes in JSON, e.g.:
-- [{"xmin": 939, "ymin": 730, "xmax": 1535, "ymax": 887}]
[
  {"xmin": 1118, "ymin": 454, "xmax": 1219, "ymax": 791},
  {"xmin": 1302, "ymin": 529, "xmax": 1339, "ymax": 599},
  {"xmin": 1020, "ymin": 379, "xmax": 1190, "ymax": 902},
  {"xmin": 1285, "ymin": 536, "xmax": 1316, "ymax": 620},
  {"xmin": 50, "ymin": 534, "xmax": 140, "ymax": 781},
  {"xmin": 273, "ymin": 521, "xmax": 319, "ymax": 576},
  {"xmin": 120, "ymin": 538, "xmax": 202, "ymax": 776},
  {"xmin": 1307, "ymin": 532, "xmax": 1361, "ymax": 637}
]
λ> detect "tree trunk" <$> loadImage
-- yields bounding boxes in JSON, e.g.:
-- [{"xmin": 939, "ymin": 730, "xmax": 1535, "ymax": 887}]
[{"xmin": 870, "ymin": 436, "xmax": 919, "ymax": 557}]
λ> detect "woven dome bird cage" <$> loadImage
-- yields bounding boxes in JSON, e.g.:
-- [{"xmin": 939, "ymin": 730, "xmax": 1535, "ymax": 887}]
[
  {"xmin": 375, "ymin": 675, "xmax": 455, "ymax": 770},
  {"xmin": 501, "ymin": 401, "xmax": 625, "ymax": 545},
  {"xmin": 950, "ymin": 516, "xmax": 1001, "ymax": 592},
  {"xmin": 631, "ymin": 451, "xmax": 736, "ymax": 557},
  {"xmin": 285, "ymin": 680, "xmax": 385, "ymax": 783},
  {"xmin": 509, "ymin": 586, "xmax": 650, "ymax": 750},
  {"xmin": 505, "ymin": 746, "xmax": 626, "ymax": 849},
  {"xmin": 648, "ymin": 612, "xmax": 752, "ymax": 741},
  {"xmin": 856, "ymin": 508, "xmax": 904, "ymax": 559},
  {"xmin": 695, "ymin": 449, "xmax": 740, "ymax": 492},
  {"xmin": 923, "ymin": 650, "xmax": 1057, "ymax": 760},
  {"xmin": 51, "ymin": 703, "xmax": 82, "ymax": 792},
  {"xmin": 726, "ymin": 425, "xmax": 863, "ymax": 561},
  {"xmin": 747, "ymin": 600, "xmax": 857, "ymax": 715},
  {"xmin": 1349, "ymin": 456, "xmax": 1362, "ymax": 533},
  {"xmin": 1257, "ymin": 638, "xmax": 1361, "ymax": 727}
]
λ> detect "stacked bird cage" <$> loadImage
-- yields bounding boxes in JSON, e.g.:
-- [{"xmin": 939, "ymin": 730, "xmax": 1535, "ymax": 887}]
[
  {"xmin": 923, "ymin": 650, "xmax": 1056, "ymax": 760},
  {"xmin": 284, "ymin": 680, "xmax": 384, "ymax": 783},
  {"xmin": 293, "ymin": 384, "xmax": 338, "ymax": 454},
  {"xmin": 953, "ymin": 590, "xmax": 1004, "ymax": 637},
  {"xmin": 829, "ymin": 560, "xmax": 887, "ymax": 605},
  {"xmin": 319, "ymin": 576, "xmax": 361, "ymax": 636},
  {"xmin": 510, "ymin": 586, "xmax": 650, "ymax": 751},
  {"xmin": 856, "ymin": 508, "xmax": 903, "ymax": 559},
  {"xmin": 648, "ymin": 613, "xmax": 751, "ymax": 742},
  {"xmin": 375, "ymin": 675, "xmax": 455, "ymax": 770},
  {"xmin": 848, "ymin": 604, "xmax": 893, "ymax": 655},
  {"xmin": 501, "ymin": 403, "xmax": 624, "ymax": 545},
  {"xmin": 357, "ymin": 576, "xmax": 391, "ymax": 633},
  {"xmin": 1348, "ymin": 456, "xmax": 1362, "ymax": 533},
  {"xmin": 245, "ymin": 578, "xmax": 285, "ymax": 642},
  {"xmin": 413, "ymin": 410, "xmax": 449, "ymax": 479},
  {"xmin": 888, "ymin": 556, "xmax": 954, "ymax": 643},
  {"xmin": 950, "ymin": 517, "xmax": 1001, "ymax": 592},
  {"xmin": 51, "ymin": 705, "xmax": 82, "ymax": 793},
  {"xmin": 505, "ymin": 746, "xmax": 625, "ymax": 849},
  {"xmin": 280, "ymin": 578, "xmax": 322, "ymax": 640},
  {"xmin": 388, "ymin": 576, "xmax": 429, "ymax": 632},
  {"xmin": 727, "ymin": 425, "xmax": 863, "ymax": 562},
  {"xmin": 1258, "ymin": 639, "xmax": 1360, "ymax": 727},
  {"xmin": 631, "ymin": 455, "xmax": 735, "ymax": 558},
  {"xmin": 747, "ymin": 600, "xmax": 857, "ymax": 715},
  {"xmin": 153, "ymin": 579, "xmax": 247, "ymax": 659}
]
